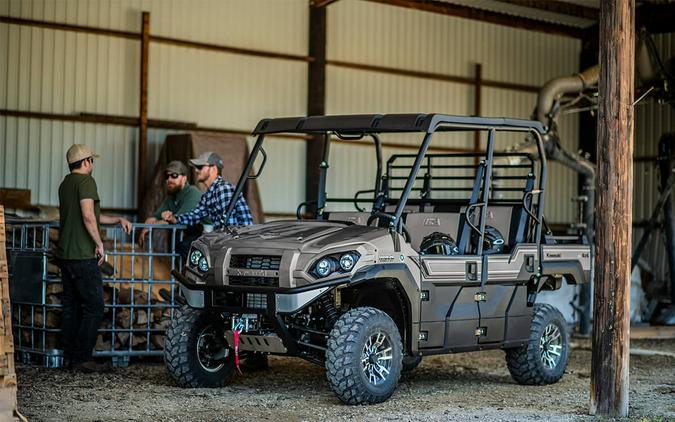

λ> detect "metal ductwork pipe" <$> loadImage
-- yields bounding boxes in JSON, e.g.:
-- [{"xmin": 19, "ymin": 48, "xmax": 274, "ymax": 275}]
[
  {"xmin": 535, "ymin": 65, "xmax": 599, "ymax": 128},
  {"xmin": 533, "ymin": 66, "xmax": 598, "ymax": 249},
  {"xmin": 534, "ymin": 67, "xmax": 598, "ymax": 335}
]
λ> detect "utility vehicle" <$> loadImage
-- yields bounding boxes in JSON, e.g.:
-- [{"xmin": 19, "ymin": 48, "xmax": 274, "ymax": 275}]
[{"xmin": 165, "ymin": 114, "xmax": 591, "ymax": 404}]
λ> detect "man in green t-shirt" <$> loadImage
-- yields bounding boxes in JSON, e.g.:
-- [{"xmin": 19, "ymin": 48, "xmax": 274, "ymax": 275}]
[
  {"xmin": 138, "ymin": 160, "xmax": 203, "ymax": 261},
  {"xmin": 58, "ymin": 144, "xmax": 131, "ymax": 372}
]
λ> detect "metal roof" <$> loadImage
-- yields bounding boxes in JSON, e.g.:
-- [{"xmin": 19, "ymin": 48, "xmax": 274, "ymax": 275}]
[
  {"xmin": 437, "ymin": 0, "xmax": 598, "ymax": 28},
  {"xmin": 252, "ymin": 114, "xmax": 546, "ymax": 135}
]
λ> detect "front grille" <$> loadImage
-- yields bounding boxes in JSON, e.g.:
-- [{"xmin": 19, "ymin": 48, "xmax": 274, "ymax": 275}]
[
  {"xmin": 230, "ymin": 255, "xmax": 281, "ymax": 271},
  {"xmin": 246, "ymin": 293, "xmax": 267, "ymax": 309},
  {"xmin": 229, "ymin": 276, "xmax": 279, "ymax": 287}
]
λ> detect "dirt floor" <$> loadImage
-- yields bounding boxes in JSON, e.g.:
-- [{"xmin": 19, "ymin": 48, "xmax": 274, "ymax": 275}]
[{"xmin": 15, "ymin": 338, "xmax": 675, "ymax": 422}]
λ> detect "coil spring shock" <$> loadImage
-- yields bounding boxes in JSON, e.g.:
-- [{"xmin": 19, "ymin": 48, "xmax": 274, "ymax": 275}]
[{"xmin": 320, "ymin": 294, "xmax": 338, "ymax": 327}]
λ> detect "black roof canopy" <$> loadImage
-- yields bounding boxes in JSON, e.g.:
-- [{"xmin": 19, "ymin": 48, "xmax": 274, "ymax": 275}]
[{"xmin": 252, "ymin": 113, "xmax": 546, "ymax": 135}]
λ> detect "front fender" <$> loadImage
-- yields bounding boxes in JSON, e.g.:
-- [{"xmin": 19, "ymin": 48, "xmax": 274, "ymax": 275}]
[{"xmin": 350, "ymin": 264, "xmax": 421, "ymax": 354}]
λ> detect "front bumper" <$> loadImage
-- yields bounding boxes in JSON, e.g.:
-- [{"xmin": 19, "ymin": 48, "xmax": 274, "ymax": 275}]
[
  {"xmin": 172, "ymin": 269, "xmax": 346, "ymax": 314},
  {"xmin": 173, "ymin": 269, "xmax": 348, "ymax": 357}
]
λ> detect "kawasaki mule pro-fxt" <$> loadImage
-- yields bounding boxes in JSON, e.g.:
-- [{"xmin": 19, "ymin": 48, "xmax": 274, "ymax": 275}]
[{"xmin": 165, "ymin": 114, "xmax": 591, "ymax": 404}]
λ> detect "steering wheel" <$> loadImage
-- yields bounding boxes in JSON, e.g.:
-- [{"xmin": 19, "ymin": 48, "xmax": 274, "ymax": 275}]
[{"xmin": 367, "ymin": 212, "xmax": 411, "ymax": 243}]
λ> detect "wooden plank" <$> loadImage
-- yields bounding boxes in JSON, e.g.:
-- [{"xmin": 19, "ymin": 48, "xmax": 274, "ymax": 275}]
[
  {"xmin": 590, "ymin": 0, "xmax": 634, "ymax": 418},
  {"xmin": 0, "ymin": 189, "xmax": 31, "ymax": 210},
  {"xmin": 0, "ymin": 16, "xmax": 311, "ymax": 63},
  {"xmin": 310, "ymin": 0, "xmax": 340, "ymax": 7},
  {"xmin": 327, "ymin": 59, "xmax": 540, "ymax": 93},
  {"xmin": 0, "ymin": 16, "xmax": 138, "ymax": 40},
  {"xmin": 150, "ymin": 35, "xmax": 312, "ymax": 63},
  {"xmin": 0, "ymin": 336, "xmax": 14, "ymax": 356}
]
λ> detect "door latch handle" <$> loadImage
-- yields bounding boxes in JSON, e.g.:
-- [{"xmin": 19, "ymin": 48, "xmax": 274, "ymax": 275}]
[
  {"xmin": 466, "ymin": 261, "xmax": 478, "ymax": 281},
  {"xmin": 525, "ymin": 254, "xmax": 535, "ymax": 273}
]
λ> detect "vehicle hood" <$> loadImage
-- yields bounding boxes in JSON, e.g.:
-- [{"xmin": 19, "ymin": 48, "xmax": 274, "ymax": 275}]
[{"xmin": 197, "ymin": 220, "xmax": 387, "ymax": 253}]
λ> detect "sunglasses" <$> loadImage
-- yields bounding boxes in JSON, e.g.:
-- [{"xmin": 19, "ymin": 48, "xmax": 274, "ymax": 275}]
[
  {"xmin": 87, "ymin": 157, "xmax": 94, "ymax": 164},
  {"xmin": 194, "ymin": 164, "xmax": 211, "ymax": 170},
  {"xmin": 165, "ymin": 173, "xmax": 181, "ymax": 180}
]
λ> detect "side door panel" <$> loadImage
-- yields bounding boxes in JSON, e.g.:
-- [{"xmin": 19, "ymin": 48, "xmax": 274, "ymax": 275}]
[
  {"xmin": 478, "ymin": 245, "xmax": 538, "ymax": 344},
  {"xmin": 419, "ymin": 256, "xmax": 481, "ymax": 349}
]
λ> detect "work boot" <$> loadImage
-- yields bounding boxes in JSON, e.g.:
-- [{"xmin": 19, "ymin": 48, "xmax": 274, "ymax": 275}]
[{"xmin": 73, "ymin": 360, "xmax": 113, "ymax": 373}]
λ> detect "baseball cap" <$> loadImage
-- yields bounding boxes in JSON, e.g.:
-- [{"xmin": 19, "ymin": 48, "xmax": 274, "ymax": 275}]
[
  {"xmin": 189, "ymin": 152, "xmax": 223, "ymax": 169},
  {"xmin": 164, "ymin": 160, "xmax": 188, "ymax": 175},
  {"xmin": 66, "ymin": 144, "xmax": 100, "ymax": 164}
]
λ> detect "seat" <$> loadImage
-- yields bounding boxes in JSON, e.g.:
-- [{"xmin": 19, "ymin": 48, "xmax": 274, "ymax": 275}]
[{"xmin": 405, "ymin": 213, "xmax": 461, "ymax": 251}]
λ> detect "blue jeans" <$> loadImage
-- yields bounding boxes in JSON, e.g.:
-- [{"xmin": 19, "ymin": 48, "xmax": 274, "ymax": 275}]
[{"xmin": 59, "ymin": 259, "xmax": 104, "ymax": 362}]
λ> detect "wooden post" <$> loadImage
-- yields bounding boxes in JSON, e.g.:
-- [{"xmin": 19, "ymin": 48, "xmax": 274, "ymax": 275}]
[
  {"xmin": 0, "ymin": 206, "xmax": 19, "ymax": 420},
  {"xmin": 306, "ymin": 5, "xmax": 326, "ymax": 211},
  {"xmin": 137, "ymin": 11, "xmax": 150, "ymax": 210},
  {"xmin": 591, "ymin": 0, "xmax": 634, "ymax": 417}
]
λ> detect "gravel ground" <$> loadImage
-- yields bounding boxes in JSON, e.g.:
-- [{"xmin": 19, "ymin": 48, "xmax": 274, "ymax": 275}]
[{"xmin": 16, "ymin": 339, "xmax": 675, "ymax": 422}]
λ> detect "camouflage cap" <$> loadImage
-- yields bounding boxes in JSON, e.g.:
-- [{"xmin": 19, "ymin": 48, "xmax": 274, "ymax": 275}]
[{"xmin": 164, "ymin": 160, "xmax": 188, "ymax": 175}]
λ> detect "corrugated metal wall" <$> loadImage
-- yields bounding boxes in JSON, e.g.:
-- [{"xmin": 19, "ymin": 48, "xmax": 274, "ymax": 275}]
[
  {"xmin": 0, "ymin": 0, "xmax": 308, "ymax": 211},
  {"xmin": 326, "ymin": 0, "xmax": 581, "ymax": 222},
  {"xmin": 633, "ymin": 33, "xmax": 675, "ymax": 281},
  {"xmin": 1, "ymin": 0, "xmax": 588, "ymax": 222}
]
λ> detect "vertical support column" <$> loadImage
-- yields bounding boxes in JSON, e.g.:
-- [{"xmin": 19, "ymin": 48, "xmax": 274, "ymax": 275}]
[
  {"xmin": 473, "ymin": 63, "xmax": 482, "ymax": 165},
  {"xmin": 658, "ymin": 134, "xmax": 675, "ymax": 306},
  {"xmin": 577, "ymin": 28, "xmax": 599, "ymax": 336},
  {"xmin": 137, "ymin": 11, "xmax": 150, "ymax": 209},
  {"xmin": 591, "ymin": 0, "xmax": 634, "ymax": 417},
  {"xmin": 0, "ymin": 206, "xmax": 18, "ymax": 421},
  {"xmin": 306, "ymin": 4, "xmax": 327, "ymax": 213}
]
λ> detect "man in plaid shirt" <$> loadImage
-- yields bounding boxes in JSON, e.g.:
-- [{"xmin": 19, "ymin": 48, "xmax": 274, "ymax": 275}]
[{"xmin": 162, "ymin": 152, "xmax": 253, "ymax": 228}]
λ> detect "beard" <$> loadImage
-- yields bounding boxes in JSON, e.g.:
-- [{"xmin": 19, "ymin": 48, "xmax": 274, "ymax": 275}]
[{"xmin": 166, "ymin": 183, "xmax": 181, "ymax": 194}]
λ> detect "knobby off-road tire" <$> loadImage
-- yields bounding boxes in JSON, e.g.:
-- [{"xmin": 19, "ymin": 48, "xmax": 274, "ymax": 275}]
[
  {"xmin": 402, "ymin": 355, "xmax": 422, "ymax": 372},
  {"xmin": 164, "ymin": 306, "xmax": 235, "ymax": 388},
  {"xmin": 505, "ymin": 304, "xmax": 570, "ymax": 385},
  {"xmin": 325, "ymin": 307, "xmax": 403, "ymax": 405}
]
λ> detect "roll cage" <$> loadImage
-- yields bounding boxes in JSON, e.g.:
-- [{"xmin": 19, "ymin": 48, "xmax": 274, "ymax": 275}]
[{"xmin": 225, "ymin": 113, "xmax": 548, "ymax": 251}]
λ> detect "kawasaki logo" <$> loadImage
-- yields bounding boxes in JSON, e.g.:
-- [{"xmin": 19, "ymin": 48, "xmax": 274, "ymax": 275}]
[{"xmin": 228, "ymin": 268, "xmax": 277, "ymax": 277}]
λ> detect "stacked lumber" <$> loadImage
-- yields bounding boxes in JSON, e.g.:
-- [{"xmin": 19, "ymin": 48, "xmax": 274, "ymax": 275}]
[{"xmin": 0, "ymin": 206, "xmax": 21, "ymax": 421}]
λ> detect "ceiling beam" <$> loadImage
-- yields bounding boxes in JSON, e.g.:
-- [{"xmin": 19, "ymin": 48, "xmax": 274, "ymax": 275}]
[
  {"xmin": 493, "ymin": 0, "xmax": 598, "ymax": 20},
  {"xmin": 366, "ymin": 0, "xmax": 585, "ymax": 38}
]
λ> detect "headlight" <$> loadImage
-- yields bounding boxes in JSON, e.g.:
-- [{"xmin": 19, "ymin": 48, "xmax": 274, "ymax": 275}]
[
  {"xmin": 339, "ymin": 253, "xmax": 356, "ymax": 271},
  {"xmin": 198, "ymin": 257, "xmax": 209, "ymax": 272},
  {"xmin": 312, "ymin": 251, "xmax": 360, "ymax": 278},
  {"xmin": 189, "ymin": 249, "xmax": 202, "ymax": 266},
  {"xmin": 315, "ymin": 257, "xmax": 337, "ymax": 278}
]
